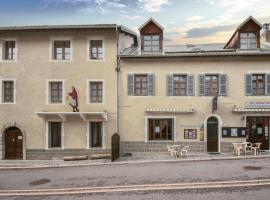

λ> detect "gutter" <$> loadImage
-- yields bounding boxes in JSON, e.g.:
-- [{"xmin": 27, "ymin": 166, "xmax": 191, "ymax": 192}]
[{"xmin": 116, "ymin": 26, "xmax": 120, "ymax": 134}]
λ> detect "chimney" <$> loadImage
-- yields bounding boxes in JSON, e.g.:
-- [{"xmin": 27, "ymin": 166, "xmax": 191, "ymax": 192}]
[{"xmin": 262, "ymin": 23, "xmax": 270, "ymax": 42}]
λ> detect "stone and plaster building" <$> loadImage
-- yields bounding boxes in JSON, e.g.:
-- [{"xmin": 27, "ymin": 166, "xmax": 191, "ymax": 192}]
[{"xmin": 0, "ymin": 16, "xmax": 270, "ymax": 159}]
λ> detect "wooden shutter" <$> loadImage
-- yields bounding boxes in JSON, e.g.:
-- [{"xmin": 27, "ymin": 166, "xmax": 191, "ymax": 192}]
[
  {"xmin": 266, "ymin": 74, "xmax": 270, "ymax": 95},
  {"xmin": 199, "ymin": 74, "xmax": 205, "ymax": 96},
  {"xmin": 148, "ymin": 74, "xmax": 155, "ymax": 96},
  {"xmin": 127, "ymin": 74, "xmax": 134, "ymax": 96},
  {"xmin": 245, "ymin": 74, "xmax": 252, "ymax": 96},
  {"xmin": 219, "ymin": 74, "xmax": 227, "ymax": 96},
  {"xmin": 167, "ymin": 74, "xmax": 173, "ymax": 96},
  {"xmin": 187, "ymin": 74, "xmax": 194, "ymax": 96}
]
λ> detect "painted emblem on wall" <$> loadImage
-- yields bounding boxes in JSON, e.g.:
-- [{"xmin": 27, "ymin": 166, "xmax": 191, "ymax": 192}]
[{"xmin": 67, "ymin": 86, "xmax": 79, "ymax": 112}]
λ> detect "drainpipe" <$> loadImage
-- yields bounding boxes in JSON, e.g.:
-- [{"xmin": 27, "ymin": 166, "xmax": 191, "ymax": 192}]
[{"xmin": 115, "ymin": 26, "xmax": 120, "ymax": 134}]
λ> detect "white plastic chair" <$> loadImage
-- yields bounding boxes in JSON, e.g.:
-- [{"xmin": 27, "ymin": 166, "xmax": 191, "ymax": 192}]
[{"xmin": 180, "ymin": 146, "xmax": 189, "ymax": 157}]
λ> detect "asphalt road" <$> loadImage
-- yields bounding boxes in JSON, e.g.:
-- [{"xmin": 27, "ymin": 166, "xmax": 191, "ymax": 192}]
[{"xmin": 0, "ymin": 158, "xmax": 270, "ymax": 199}]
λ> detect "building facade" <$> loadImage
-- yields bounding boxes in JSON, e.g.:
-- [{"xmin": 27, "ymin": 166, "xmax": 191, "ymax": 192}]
[
  {"xmin": 0, "ymin": 16, "xmax": 270, "ymax": 160},
  {"xmin": 119, "ymin": 17, "xmax": 270, "ymax": 155},
  {"xmin": 0, "ymin": 24, "xmax": 136, "ymax": 159}
]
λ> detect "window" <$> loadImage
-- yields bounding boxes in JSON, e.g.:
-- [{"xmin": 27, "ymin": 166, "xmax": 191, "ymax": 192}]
[
  {"xmin": 3, "ymin": 41, "xmax": 16, "ymax": 60},
  {"xmin": 90, "ymin": 81, "xmax": 103, "ymax": 103},
  {"xmin": 252, "ymin": 74, "xmax": 265, "ymax": 95},
  {"xmin": 173, "ymin": 75, "xmax": 187, "ymax": 96},
  {"xmin": 90, "ymin": 40, "xmax": 103, "ymax": 60},
  {"xmin": 2, "ymin": 80, "xmax": 14, "ymax": 103},
  {"xmin": 53, "ymin": 41, "xmax": 71, "ymax": 60},
  {"xmin": 48, "ymin": 122, "xmax": 62, "ymax": 148},
  {"xmin": 135, "ymin": 75, "xmax": 148, "ymax": 96},
  {"xmin": 148, "ymin": 119, "xmax": 173, "ymax": 140},
  {"xmin": 143, "ymin": 35, "xmax": 160, "ymax": 52},
  {"xmin": 240, "ymin": 32, "xmax": 257, "ymax": 49},
  {"xmin": 90, "ymin": 122, "xmax": 103, "ymax": 148},
  {"xmin": 49, "ymin": 81, "xmax": 63, "ymax": 103},
  {"xmin": 205, "ymin": 75, "xmax": 219, "ymax": 96}
]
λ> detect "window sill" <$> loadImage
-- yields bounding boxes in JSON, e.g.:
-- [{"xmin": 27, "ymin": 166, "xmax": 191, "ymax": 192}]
[
  {"xmin": 248, "ymin": 96, "xmax": 270, "ymax": 98},
  {"xmin": 46, "ymin": 147, "xmax": 64, "ymax": 150},
  {"xmin": 147, "ymin": 140, "xmax": 174, "ymax": 142},
  {"xmin": 49, "ymin": 60, "xmax": 73, "ymax": 63},
  {"xmin": 0, "ymin": 102, "xmax": 16, "ymax": 105},
  {"xmin": 87, "ymin": 59, "xmax": 105, "ymax": 62},
  {"xmin": 0, "ymin": 60, "xmax": 17, "ymax": 63}
]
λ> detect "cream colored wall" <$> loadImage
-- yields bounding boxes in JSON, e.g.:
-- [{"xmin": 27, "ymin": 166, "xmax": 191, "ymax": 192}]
[
  {"xmin": 0, "ymin": 29, "xmax": 125, "ymax": 149},
  {"xmin": 120, "ymin": 57, "xmax": 270, "ymax": 143}
]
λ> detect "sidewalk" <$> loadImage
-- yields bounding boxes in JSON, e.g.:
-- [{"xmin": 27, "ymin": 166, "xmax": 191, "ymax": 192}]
[{"xmin": 1, "ymin": 152, "xmax": 270, "ymax": 169}]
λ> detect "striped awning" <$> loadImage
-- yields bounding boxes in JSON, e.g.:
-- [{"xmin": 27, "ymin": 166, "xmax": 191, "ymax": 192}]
[
  {"xmin": 145, "ymin": 108, "xmax": 195, "ymax": 114},
  {"xmin": 232, "ymin": 107, "xmax": 270, "ymax": 113}
]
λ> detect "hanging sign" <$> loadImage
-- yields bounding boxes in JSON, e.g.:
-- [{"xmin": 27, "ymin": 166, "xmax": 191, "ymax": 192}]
[{"xmin": 245, "ymin": 102, "xmax": 270, "ymax": 109}]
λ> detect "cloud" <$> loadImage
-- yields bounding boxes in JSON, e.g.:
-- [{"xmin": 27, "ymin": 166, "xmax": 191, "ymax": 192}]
[
  {"xmin": 43, "ymin": 0, "xmax": 127, "ymax": 14},
  {"xmin": 137, "ymin": 0, "xmax": 170, "ymax": 12},
  {"xmin": 120, "ymin": 15, "xmax": 142, "ymax": 20},
  {"xmin": 186, "ymin": 15, "xmax": 204, "ymax": 22}
]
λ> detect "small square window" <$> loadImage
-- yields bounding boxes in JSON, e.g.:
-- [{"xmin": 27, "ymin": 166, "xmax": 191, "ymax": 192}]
[
  {"xmin": 49, "ymin": 81, "xmax": 63, "ymax": 103},
  {"xmin": 3, "ymin": 41, "xmax": 16, "ymax": 60},
  {"xmin": 89, "ymin": 81, "xmax": 103, "ymax": 103},
  {"xmin": 53, "ymin": 41, "xmax": 71, "ymax": 60},
  {"xmin": 2, "ymin": 80, "xmax": 14, "ymax": 103},
  {"xmin": 90, "ymin": 40, "xmax": 103, "ymax": 60}
]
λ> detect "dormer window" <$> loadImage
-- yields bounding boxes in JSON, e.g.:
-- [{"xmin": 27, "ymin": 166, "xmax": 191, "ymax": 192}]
[
  {"xmin": 139, "ymin": 18, "xmax": 164, "ymax": 53},
  {"xmin": 240, "ymin": 32, "xmax": 257, "ymax": 49},
  {"xmin": 143, "ymin": 35, "xmax": 160, "ymax": 52}
]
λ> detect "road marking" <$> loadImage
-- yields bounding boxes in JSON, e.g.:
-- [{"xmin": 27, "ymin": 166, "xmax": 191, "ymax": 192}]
[{"xmin": 1, "ymin": 179, "xmax": 270, "ymax": 196}]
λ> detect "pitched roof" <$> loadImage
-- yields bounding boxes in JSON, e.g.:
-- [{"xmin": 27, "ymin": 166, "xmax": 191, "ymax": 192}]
[
  {"xmin": 224, "ymin": 16, "xmax": 262, "ymax": 49},
  {"xmin": 0, "ymin": 24, "xmax": 137, "ymax": 37},
  {"xmin": 139, "ymin": 18, "xmax": 164, "ymax": 31}
]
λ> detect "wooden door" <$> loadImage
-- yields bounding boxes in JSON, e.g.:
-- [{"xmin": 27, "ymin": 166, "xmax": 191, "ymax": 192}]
[
  {"xmin": 247, "ymin": 116, "xmax": 269, "ymax": 150},
  {"xmin": 5, "ymin": 127, "xmax": 23, "ymax": 159},
  {"xmin": 207, "ymin": 117, "xmax": 219, "ymax": 152}
]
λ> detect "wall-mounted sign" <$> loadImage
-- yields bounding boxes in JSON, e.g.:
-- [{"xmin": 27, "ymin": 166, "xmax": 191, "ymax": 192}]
[
  {"xmin": 245, "ymin": 102, "xmax": 270, "ymax": 109},
  {"xmin": 184, "ymin": 129, "xmax": 197, "ymax": 139}
]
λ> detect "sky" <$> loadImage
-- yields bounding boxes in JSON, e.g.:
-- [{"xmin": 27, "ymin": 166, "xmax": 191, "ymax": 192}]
[{"xmin": 0, "ymin": 0, "xmax": 270, "ymax": 45}]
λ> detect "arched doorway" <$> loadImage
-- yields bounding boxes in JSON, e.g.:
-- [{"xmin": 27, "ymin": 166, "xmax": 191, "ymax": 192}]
[
  {"xmin": 207, "ymin": 117, "xmax": 219, "ymax": 152},
  {"xmin": 4, "ymin": 127, "xmax": 23, "ymax": 159}
]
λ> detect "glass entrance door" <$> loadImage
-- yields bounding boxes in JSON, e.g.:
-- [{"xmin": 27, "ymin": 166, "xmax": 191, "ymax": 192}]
[{"xmin": 246, "ymin": 116, "xmax": 269, "ymax": 150}]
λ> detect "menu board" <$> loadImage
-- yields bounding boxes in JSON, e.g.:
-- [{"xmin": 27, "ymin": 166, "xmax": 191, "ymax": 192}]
[{"xmin": 222, "ymin": 127, "xmax": 246, "ymax": 138}]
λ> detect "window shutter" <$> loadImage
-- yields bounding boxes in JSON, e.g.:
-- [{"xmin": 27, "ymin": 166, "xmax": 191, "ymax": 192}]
[
  {"xmin": 127, "ymin": 74, "xmax": 134, "ymax": 96},
  {"xmin": 199, "ymin": 74, "xmax": 205, "ymax": 96},
  {"xmin": 148, "ymin": 74, "xmax": 155, "ymax": 96},
  {"xmin": 187, "ymin": 74, "xmax": 194, "ymax": 96},
  {"xmin": 245, "ymin": 74, "xmax": 252, "ymax": 96},
  {"xmin": 167, "ymin": 74, "xmax": 173, "ymax": 96},
  {"xmin": 266, "ymin": 74, "xmax": 270, "ymax": 95},
  {"xmin": 219, "ymin": 74, "xmax": 227, "ymax": 96}
]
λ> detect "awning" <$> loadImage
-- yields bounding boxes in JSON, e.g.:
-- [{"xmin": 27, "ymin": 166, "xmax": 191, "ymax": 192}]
[
  {"xmin": 36, "ymin": 112, "xmax": 108, "ymax": 121},
  {"xmin": 145, "ymin": 108, "xmax": 194, "ymax": 114},
  {"xmin": 232, "ymin": 107, "xmax": 270, "ymax": 113}
]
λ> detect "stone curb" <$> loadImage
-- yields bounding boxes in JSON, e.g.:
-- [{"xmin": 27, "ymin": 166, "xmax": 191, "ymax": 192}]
[{"xmin": 0, "ymin": 155, "xmax": 270, "ymax": 170}]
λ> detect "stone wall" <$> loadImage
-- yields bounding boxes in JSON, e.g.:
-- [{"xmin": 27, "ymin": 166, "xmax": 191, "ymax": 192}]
[
  {"xmin": 120, "ymin": 141, "xmax": 207, "ymax": 156},
  {"xmin": 121, "ymin": 141, "xmax": 235, "ymax": 156},
  {"xmin": 26, "ymin": 149, "xmax": 110, "ymax": 160}
]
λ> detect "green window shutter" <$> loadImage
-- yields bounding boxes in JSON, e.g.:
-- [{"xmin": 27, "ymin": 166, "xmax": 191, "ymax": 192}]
[
  {"xmin": 219, "ymin": 74, "xmax": 227, "ymax": 96},
  {"xmin": 127, "ymin": 74, "xmax": 134, "ymax": 96},
  {"xmin": 167, "ymin": 74, "xmax": 173, "ymax": 96},
  {"xmin": 245, "ymin": 74, "xmax": 252, "ymax": 96},
  {"xmin": 148, "ymin": 74, "xmax": 155, "ymax": 96},
  {"xmin": 187, "ymin": 74, "xmax": 194, "ymax": 96},
  {"xmin": 266, "ymin": 74, "xmax": 270, "ymax": 95},
  {"xmin": 199, "ymin": 74, "xmax": 205, "ymax": 96}
]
